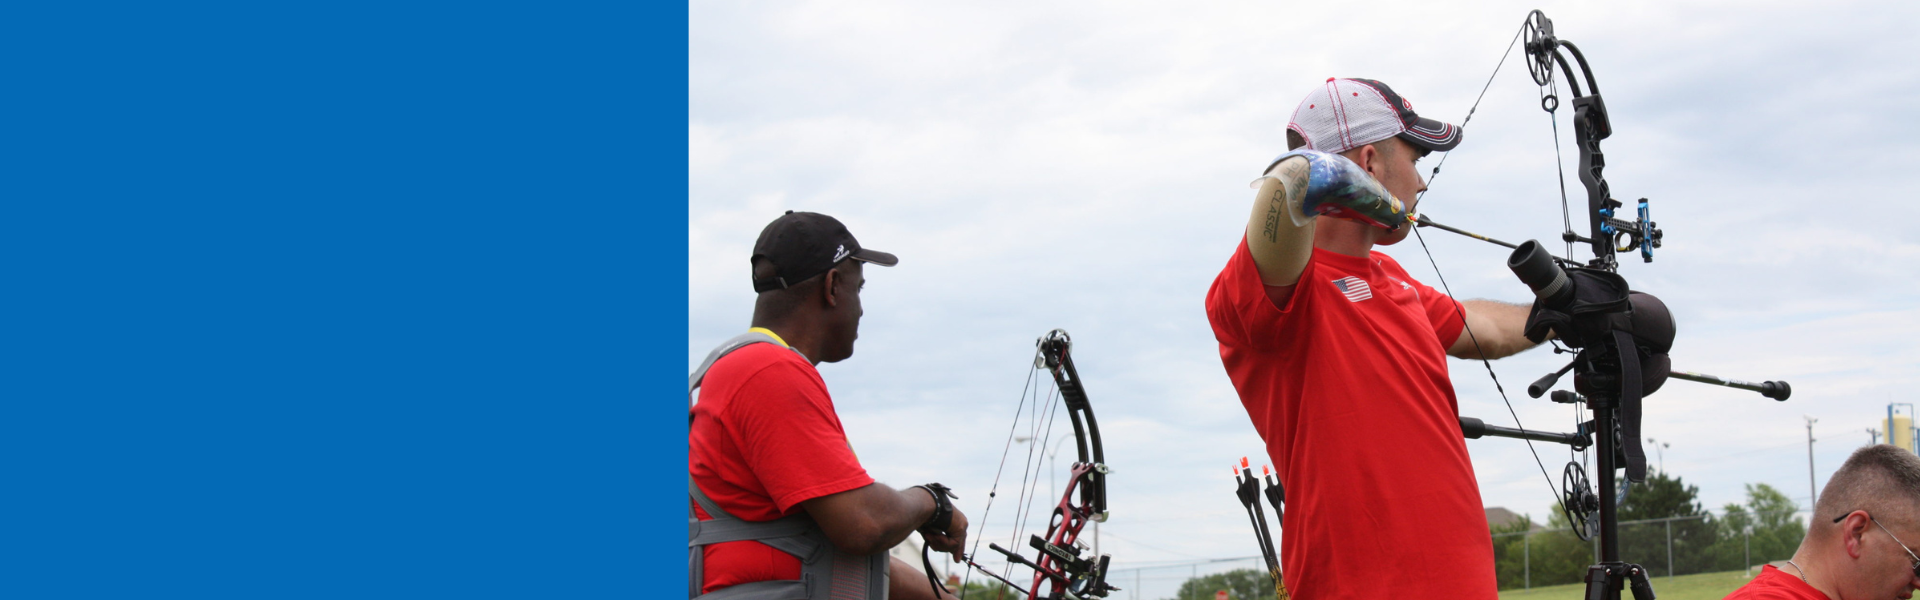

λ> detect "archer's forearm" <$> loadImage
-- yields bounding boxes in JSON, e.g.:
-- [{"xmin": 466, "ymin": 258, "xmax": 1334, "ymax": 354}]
[
  {"xmin": 1246, "ymin": 157, "xmax": 1316, "ymax": 286},
  {"xmin": 1454, "ymin": 299, "xmax": 1540, "ymax": 359},
  {"xmin": 801, "ymin": 482, "xmax": 938, "ymax": 555}
]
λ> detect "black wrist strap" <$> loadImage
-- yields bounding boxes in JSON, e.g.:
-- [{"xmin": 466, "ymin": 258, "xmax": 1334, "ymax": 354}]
[
  {"xmin": 914, "ymin": 483, "xmax": 957, "ymax": 534},
  {"xmin": 914, "ymin": 483, "xmax": 959, "ymax": 599}
]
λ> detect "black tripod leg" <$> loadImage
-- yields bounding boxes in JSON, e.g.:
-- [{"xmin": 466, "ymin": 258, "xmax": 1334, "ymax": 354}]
[
  {"xmin": 1584, "ymin": 564, "xmax": 1614, "ymax": 600},
  {"xmin": 1583, "ymin": 563, "xmax": 1654, "ymax": 600},
  {"xmin": 1626, "ymin": 564, "xmax": 1656, "ymax": 600}
]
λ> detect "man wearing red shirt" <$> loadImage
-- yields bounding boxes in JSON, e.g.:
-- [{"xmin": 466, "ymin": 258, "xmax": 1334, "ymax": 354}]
[
  {"xmin": 690, "ymin": 211, "xmax": 967, "ymax": 600},
  {"xmin": 1725, "ymin": 445, "xmax": 1920, "ymax": 600},
  {"xmin": 1205, "ymin": 78, "xmax": 1539, "ymax": 599}
]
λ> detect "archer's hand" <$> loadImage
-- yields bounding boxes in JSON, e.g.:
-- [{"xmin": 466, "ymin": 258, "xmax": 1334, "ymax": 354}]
[{"xmin": 922, "ymin": 508, "xmax": 969, "ymax": 562}]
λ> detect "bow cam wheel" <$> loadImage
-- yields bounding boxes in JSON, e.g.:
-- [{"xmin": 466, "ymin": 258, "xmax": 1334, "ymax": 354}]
[
  {"xmin": 1561, "ymin": 462, "xmax": 1599, "ymax": 541},
  {"xmin": 1523, "ymin": 10, "xmax": 1557, "ymax": 87}
]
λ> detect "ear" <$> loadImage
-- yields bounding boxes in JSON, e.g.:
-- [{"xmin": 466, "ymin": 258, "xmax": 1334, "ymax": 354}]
[
  {"xmin": 821, "ymin": 268, "xmax": 841, "ymax": 309},
  {"xmin": 1356, "ymin": 144, "xmax": 1381, "ymax": 177},
  {"xmin": 1844, "ymin": 513, "xmax": 1869, "ymax": 559}
]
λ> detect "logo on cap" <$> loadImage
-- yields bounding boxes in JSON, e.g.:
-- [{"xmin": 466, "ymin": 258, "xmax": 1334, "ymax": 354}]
[{"xmin": 832, "ymin": 244, "xmax": 851, "ymax": 262}]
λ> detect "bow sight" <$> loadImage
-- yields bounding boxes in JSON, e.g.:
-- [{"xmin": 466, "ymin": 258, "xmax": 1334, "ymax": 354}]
[
  {"xmin": 1521, "ymin": 9, "xmax": 1662, "ymax": 270},
  {"xmin": 1425, "ymin": 10, "xmax": 1792, "ymax": 600}
]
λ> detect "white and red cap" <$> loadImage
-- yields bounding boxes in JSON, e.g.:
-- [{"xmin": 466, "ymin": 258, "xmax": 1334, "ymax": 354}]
[{"xmin": 1287, "ymin": 77, "xmax": 1461, "ymax": 154}]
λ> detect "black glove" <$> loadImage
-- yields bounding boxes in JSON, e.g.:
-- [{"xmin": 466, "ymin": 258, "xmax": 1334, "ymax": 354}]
[{"xmin": 1521, "ymin": 267, "xmax": 1632, "ymax": 346}]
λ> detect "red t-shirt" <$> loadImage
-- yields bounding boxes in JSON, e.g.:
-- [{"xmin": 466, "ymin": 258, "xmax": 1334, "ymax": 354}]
[
  {"xmin": 1205, "ymin": 238, "xmax": 1496, "ymax": 599},
  {"xmin": 1724, "ymin": 566, "xmax": 1829, "ymax": 600},
  {"xmin": 689, "ymin": 341, "xmax": 874, "ymax": 595}
]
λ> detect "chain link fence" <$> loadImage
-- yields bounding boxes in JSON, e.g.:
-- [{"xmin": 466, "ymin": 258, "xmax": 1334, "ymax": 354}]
[{"xmin": 1490, "ymin": 509, "xmax": 1805, "ymax": 590}]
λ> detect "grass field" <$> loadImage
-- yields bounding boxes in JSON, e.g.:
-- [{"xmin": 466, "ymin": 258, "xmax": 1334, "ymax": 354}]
[{"xmin": 1498, "ymin": 569, "xmax": 1756, "ymax": 600}]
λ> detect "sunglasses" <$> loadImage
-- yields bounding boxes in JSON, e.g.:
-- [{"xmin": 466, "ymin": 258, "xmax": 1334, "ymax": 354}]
[{"xmin": 1836, "ymin": 511, "xmax": 1920, "ymax": 580}]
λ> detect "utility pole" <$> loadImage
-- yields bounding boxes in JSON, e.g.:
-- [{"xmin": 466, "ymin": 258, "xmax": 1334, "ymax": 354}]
[
  {"xmin": 1805, "ymin": 416, "xmax": 1819, "ymax": 507},
  {"xmin": 1869, "ymin": 428, "xmax": 1883, "ymax": 445}
]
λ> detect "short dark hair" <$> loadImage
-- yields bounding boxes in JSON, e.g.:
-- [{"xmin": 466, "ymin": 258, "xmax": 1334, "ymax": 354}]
[{"xmin": 1816, "ymin": 444, "xmax": 1920, "ymax": 523}]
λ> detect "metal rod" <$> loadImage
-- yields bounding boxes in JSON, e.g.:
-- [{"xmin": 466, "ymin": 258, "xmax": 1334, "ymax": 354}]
[
  {"xmin": 1597, "ymin": 399, "xmax": 1620, "ymax": 564},
  {"xmin": 1667, "ymin": 371, "xmax": 1791, "ymax": 400},
  {"xmin": 1460, "ymin": 416, "xmax": 1589, "ymax": 447},
  {"xmin": 1416, "ymin": 214, "xmax": 1521, "ymax": 249},
  {"xmin": 965, "ymin": 558, "xmax": 1032, "ymax": 597},
  {"xmin": 1416, "ymin": 214, "xmax": 1580, "ymax": 267},
  {"xmin": 1806, "ymin": 417, "xmax": 1819, "ymax": 508}
]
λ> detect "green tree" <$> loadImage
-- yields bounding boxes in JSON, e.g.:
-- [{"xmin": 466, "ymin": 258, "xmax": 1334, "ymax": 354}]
[
  {"xmin": 954, "ymin": 578, "xmax": 1016, "ymax": 599},
  {"xmin": 1520, "ymin": 508, "xmax": 1602, "ymax": 588},
  {"xmin": 1490, "ymin": 514, "xmax": 1539, "ymax": 590},
  {"xmin": 1496, "ymin": 468, "xmax": 1731, "ymax": 587},
  {"xmin": 1613, "ymin": 470, "xmax": 1717, "ymax": 576},
  {"xmin": 1707, "ymin": 483, "xmax": 1804, "ymax": 571},
  {"xmin": 1162, "ymin": 568, "xmax": 1275, "ymax": 600}
]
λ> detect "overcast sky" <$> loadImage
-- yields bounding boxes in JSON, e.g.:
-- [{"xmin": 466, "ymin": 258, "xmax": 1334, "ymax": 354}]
[{"xmin": 691, "ymin": 1, "xmax": 1920, "ymax": 596}]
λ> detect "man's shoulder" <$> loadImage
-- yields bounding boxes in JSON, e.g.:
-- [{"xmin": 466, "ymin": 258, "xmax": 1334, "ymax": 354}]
[
  {"xmin": 1724, "ymin": 567, "xmax": 1829, "ymax": 600},
  {"xmin": 706, "ymin": 343, "xmax": 818, "ymax": 387}
]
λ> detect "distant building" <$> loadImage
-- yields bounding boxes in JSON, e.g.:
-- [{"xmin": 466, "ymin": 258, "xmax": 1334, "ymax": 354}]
[
  {"xmin": 1886, "ymin": 405, "xmax": 1916, "ymax": 453},
  {"xmin": 1485, "ymin": 507, "xmax": 1542, "ymax": 531},
  {"xmin": 890, "ymin": 534, "xmax": 950, "ymax": 581}
]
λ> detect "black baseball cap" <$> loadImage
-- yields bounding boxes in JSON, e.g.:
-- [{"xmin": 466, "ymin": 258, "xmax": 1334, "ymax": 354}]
[{"xmin": 751, "ymin": 211, "xmax": 898, "ymax": 293}]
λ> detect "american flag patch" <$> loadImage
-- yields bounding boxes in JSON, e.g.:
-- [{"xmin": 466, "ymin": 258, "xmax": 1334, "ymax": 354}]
[{"xmin": 1333, "ymin": 276, "xmax": 1372, "ymax": 302}]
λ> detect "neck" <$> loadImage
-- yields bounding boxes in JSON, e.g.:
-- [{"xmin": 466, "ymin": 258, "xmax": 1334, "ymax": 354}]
[
  {"xmin": 1787, "ymin": 545, "xmax": 1838, "ymax": 598},
  {"xmin": 749, "ymin": 318, "xmax": 822, "ymax": 365},
  {"xmin": 1313, "ymin": 218, "xmax": 1379, "ymax": 258}
]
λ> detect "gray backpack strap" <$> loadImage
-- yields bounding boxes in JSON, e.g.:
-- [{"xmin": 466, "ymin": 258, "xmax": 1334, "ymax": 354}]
[
  {"xmin": 690, "ymin": 331, "xmax": 801, "ymax": 411},
  {"xmin": 688, "ymin": 333, "xmax": 887, "ymax": 600},
  {"xmin": 696, "ymin": 581, "xmax": 809, "ymax": 600},
  {"xmin": 692, "ymin": 476, "xmax": 820, "ymax": 555},
  {"xmin": 690, "ymin": 474, "xmax": 733, "ymax": 520}
]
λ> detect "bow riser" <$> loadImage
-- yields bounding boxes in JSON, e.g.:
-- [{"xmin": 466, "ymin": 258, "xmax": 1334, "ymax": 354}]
[
  {"xmin": 967, "ymin": 329, "xmax": 1117, "ymax": 600},
  {"xmin": 1028, "ymin": 463, "xmax": 1104, "ymax": 599}
]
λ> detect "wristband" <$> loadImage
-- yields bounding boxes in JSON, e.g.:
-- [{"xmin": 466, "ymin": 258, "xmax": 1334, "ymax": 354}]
[{"xmin": 914, "ymin": 483, "xmax": 958, "ymax": 534}]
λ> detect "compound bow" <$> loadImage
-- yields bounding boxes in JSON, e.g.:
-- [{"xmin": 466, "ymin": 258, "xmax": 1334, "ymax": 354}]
[
  {"xmin": 1407, "ymin": 8, "xmax": 1663, "ymax": 534},
  {"xmin": 959, "ymin": 329, "xmax": 1117, "ymax": 600},
  {"xmin": 1416, "ymin": 11, "xmax": 1787, "ymax": 599}
]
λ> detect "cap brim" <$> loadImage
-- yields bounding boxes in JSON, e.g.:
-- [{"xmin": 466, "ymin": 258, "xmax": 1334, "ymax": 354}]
[
  {"xmin": 850, "ymin": 248, "xmax": 898, "ymax": 267},
  {"xmin": 1399, "ymin": 117, "xmax": 1462, "ymax": 152}
]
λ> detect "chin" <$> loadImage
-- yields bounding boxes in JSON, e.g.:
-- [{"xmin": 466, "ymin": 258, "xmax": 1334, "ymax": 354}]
[{"xmin": 1377, "ymin": 228, "xmax": 1410, "ymax": 246}]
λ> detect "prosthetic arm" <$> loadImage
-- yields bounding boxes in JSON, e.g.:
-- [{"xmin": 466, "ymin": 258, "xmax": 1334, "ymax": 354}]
[{"xmin": 1244, "ymin": 149, "xmax": 1409, "ymax": 286}]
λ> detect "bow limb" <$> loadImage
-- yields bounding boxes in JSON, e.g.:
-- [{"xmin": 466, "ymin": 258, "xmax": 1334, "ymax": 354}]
[{"xmin": 961, "ymin": 330, "xmax": 1118, "ymax": 600}]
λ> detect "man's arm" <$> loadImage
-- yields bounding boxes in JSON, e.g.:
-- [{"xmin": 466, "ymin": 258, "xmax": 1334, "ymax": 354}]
[
  {"xmin": 801, "ymin": 483, "xmax": 970, "ymax": 558},
  {"xmin": 1245, "ymin": 156, "xmax": 1317, "ymax": 287},
  {"xmin": 888, "ymin": 557, "xmax": 959, "ymax": 600},
  {"xmin": 1448, "ymin": 299, "xmax": 1542, "ymax": 360}
]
